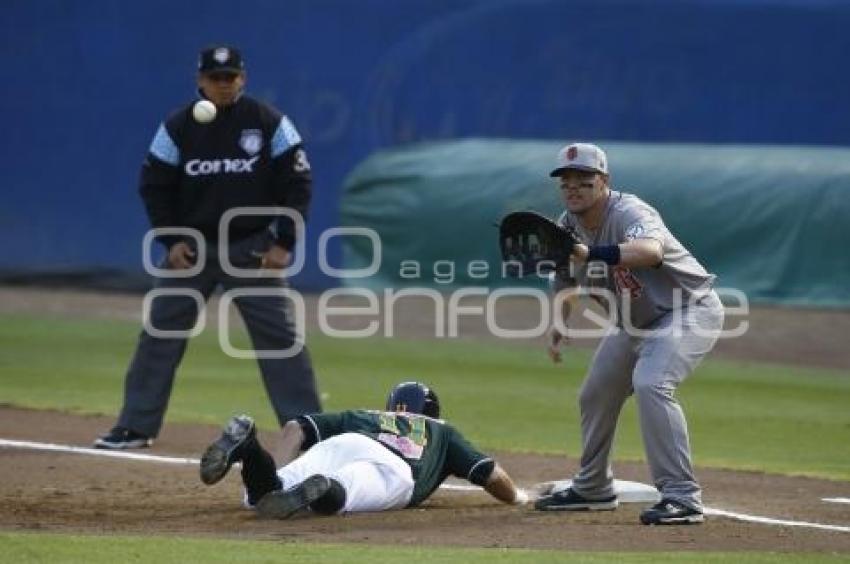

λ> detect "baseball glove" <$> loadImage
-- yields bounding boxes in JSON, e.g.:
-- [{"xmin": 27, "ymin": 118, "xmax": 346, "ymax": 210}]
[{"xmin": 498, "ymin": 211, "xmax": 577, "ymax": 277}]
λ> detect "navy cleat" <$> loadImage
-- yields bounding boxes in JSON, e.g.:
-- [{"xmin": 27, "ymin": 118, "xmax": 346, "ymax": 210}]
[
  {"xmin": 93, "ymin": 426, "xmax": 152, "ymax": 450},
  {"xmin": 640, "ymin": 500, "xmax": 704, "ymax": 525},
  {"xmin": 534, "ymin": 487, "xmax": 618, "ymax": 511}
]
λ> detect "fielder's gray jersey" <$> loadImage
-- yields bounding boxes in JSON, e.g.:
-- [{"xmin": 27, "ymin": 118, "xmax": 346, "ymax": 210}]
[{"xmin": 555, "ymin": 191, "xmax": 715, "ymax": 328}]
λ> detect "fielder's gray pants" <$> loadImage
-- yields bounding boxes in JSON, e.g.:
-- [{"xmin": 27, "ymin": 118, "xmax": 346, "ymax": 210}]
[
  {"xmin": 117, "ymin": 235, "xmax": 321, "ymax": 437},
  {"xmin": 570, "ymin": 292, "xmax": 724, "ymax": 510}
]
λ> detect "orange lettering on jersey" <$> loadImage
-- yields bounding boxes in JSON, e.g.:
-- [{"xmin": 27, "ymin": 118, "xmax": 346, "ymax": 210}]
[{"xmin": 613, "ymin": 266, "xmax": 644, "ymax": 299}]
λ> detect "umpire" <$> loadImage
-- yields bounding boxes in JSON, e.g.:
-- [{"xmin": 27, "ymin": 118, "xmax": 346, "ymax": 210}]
[{"xmin": 94, "ymin": 45, "xmax": 321, "ymax": 449}]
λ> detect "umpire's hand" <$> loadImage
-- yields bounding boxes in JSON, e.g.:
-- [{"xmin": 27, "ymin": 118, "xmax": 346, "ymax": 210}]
[
  {"xmin": 168, "ymin": 241, "xmax": 196, "ymax": 270},
  {"xmin": 259, "ymin": 244, "xmax": 291, "ymax": 270}
]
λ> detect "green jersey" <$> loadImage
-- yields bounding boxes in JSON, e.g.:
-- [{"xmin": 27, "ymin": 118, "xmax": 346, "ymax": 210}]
[{"xmin": 298, "ymin": 410, "xmax": 494, "ymax": 506}]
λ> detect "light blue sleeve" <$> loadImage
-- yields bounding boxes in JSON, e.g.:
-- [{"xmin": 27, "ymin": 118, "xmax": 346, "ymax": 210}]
[
  {"xmin": 270, "ymin": 116, "xmax": 302, "ymax": 158},
  {"xmin": 149, "ymin": 124, "xmax": 180, "ymax": 166}
]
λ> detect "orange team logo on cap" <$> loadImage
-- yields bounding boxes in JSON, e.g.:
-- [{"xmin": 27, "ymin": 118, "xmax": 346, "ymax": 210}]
[{"xmin": 566, "ymin": 146, "xmax": 578, "ymax": 160}]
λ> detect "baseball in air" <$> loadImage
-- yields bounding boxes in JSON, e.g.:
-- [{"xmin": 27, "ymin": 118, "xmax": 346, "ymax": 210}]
[{"xmin": 192, "ymin": 100, "xmax": 217, "ymax": 123}]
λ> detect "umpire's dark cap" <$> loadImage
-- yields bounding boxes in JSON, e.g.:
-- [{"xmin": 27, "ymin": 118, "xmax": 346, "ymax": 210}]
[{"xmin": 198, "ymin": 45, "xmax": 245, "ymax": 74}]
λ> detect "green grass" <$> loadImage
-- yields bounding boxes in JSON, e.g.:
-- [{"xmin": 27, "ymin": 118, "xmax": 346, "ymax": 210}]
[
  {"xmin": 0, "ymin": 533, "xmax": 845, "ymax": 563},
  {"xmin": 0, "ymin": 313, "xmax": 848, "ymax": 480}
]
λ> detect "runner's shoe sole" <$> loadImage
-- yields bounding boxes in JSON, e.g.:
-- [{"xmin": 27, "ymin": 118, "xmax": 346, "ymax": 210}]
[
  {"xmin": 200, "ymin": 415, "xmax": 255, "ymax": 485},
  {"xmin": 255, "ymin": 474, "xmax": 332, "ymax": 519}
]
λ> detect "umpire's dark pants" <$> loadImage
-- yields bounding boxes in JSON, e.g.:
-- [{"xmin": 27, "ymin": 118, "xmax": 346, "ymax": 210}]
[{"xmin": 117, "ymin": 233, "xmax": 321, "ymax": 437}]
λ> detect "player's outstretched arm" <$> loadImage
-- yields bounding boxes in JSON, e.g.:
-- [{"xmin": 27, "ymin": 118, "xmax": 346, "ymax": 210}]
[
  {"xmin": 615, "ymin": 239, "xmax": 663, "ymax": 268},
  {"xmin": 572, "ymin": 239, "xmax": 662, "ymax": 269},
  {"xmin": 484, "ymin": 464, "xmax": 529, "ymax": 505}
]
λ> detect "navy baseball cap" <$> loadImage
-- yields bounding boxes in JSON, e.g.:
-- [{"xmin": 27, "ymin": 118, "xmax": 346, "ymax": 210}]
[
  {"xmin": 386, "ymin": 381, "xmax": 440, "ymax": 418},
  {"xmin": 198, "ymin": 45, "xmax": 245, "ymax": 74}
]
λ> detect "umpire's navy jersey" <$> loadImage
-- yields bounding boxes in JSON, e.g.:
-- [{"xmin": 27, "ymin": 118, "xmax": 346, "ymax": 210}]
[{"xmin": 140, "ymin": 94, "xmax": 311, "ymax": 249}]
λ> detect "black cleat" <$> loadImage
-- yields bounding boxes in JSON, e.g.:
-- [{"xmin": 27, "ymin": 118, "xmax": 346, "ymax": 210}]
[
  {"xmin": 534, "ymin": 487, "xmax": 618, "ymax": 511},
  {"xmin": 255, "ymin": 474, "xmax": 333, "ymax": 519},
  {"xmin": 93, "ymin": 426, "xmax": 153, "ymax": 450},
  {"xmin": 640, "ymin": 500, "xmax": 704, "ymax": 525},
  {"xmin": 199, "ymin": 415, "xmax": 256, "ymax": 485}
]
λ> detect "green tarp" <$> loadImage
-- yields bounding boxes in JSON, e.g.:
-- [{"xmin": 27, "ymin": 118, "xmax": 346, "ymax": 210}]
[{"xmin": 340, "ymin": 139, "xmax": 850, "ymax": 307}]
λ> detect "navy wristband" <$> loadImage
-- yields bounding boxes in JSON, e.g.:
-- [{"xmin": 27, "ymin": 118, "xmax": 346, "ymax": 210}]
[{"xmin": 587, "ymin": 245, "xmax": 621, "ymax": 265}]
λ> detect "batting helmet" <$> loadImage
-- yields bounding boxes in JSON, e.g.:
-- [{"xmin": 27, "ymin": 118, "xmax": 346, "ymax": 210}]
[{"xmin": 386, "ymin": 381, "xmax": 440, "ymax": 418}]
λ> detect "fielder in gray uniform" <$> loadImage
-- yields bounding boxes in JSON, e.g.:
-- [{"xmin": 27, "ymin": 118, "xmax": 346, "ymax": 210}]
[
  {"xmin": 93, "ymin": 45, "xmax": 321, "ymax": 449},
  {"xmin": 534, "ymin": 143, "xmax": 724, "ymax": 525}
]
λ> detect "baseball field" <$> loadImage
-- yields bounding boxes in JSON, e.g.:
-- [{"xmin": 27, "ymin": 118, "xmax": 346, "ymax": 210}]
[{"xmin": 0, "ymin": 287, "xmax": 848, "ymax": 561}]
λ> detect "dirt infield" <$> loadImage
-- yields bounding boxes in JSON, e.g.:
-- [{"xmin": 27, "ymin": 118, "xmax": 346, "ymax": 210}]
[
  {"xmin": 1, "ymin": 407, "xmax": 848, "ymax": 552},
  {"xmin": 1, "ymin": 286, "xmax": 848, "ymax": 552}
]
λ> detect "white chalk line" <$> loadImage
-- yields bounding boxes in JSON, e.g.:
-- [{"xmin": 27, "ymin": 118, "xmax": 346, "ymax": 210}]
[
  {"xmin": 701, "ymin": 508, "xmax": 849, "ymax": 533},
  {"xmin": 0, "ymin": 438, "xmax": 200, "ymax": 465},
  {"xmin": 2, "ymin": 438, "xmax": 848, "ymax": 534},
  {"xmin": 823, "ymin": 497, "xmax": 850, "ymax": 504}
]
